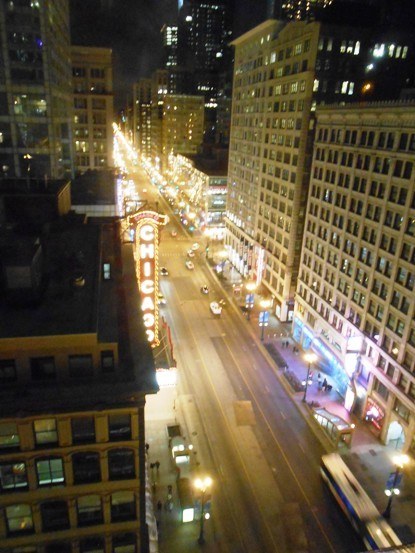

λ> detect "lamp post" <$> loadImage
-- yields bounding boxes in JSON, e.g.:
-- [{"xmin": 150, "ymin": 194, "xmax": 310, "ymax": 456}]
[
  {"xmin": 23, "ymin": 154, "xmax": 32, "ymax": 186},
  {"xmin": 302, "ymin": 352, "xmax": 317, "ymax": 403},
  {"xmin": 383, "ymin": 454, "xmax": 408, "ymax": 518},
  {"xmin": 245, "ymin": 282, "xmax": 256, "ymax": 321},
  {"xmin": 259, "ymin": 299, "xmax": 271, "ymax": 341},
  {"xmin": 194, "ymin": 476, "xmax": 212, "ymax": 545}
]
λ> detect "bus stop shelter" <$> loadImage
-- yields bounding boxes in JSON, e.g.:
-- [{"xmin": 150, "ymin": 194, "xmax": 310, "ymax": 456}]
[{"xmin": 313, "ymin": 407, "xmax": 355, "ymax": 448}]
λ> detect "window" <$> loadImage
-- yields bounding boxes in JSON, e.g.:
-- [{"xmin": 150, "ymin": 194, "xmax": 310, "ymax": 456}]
[
  {"xmin": 36, "ymin": 457, "xmax": 64, "ymax": 486},
  {"xmin": 373, "ymin": 378, "xmax": 389, "ymax": 401},
  {"xmin": 72, "ymin": 452, "xmax": 101, "ymax": 484},
  {"xmin": 0, "ymin": 359, "xmax": 17, "ymax": 382},
  {"xmin": 69, "ymin": 354, "xmax": 93, "ymax": 378},
  {"xmin": 0, "ymin": 422, "xmax": 20, "ymax": 450},
  {"xmin": 108, "ymin": 449, "xmax": 135, "ymax": 480},
  {"xmin": 113, "ymin": 534, "xmax": 137, "ymax": 553},
  {"xmin": 0, "ymin": 461, "xmax": 27, "ymax": 491},
  {"xmin": 30, "ymin": 356, "xmax": 55, "ymax": 380},
  {"xmin": 77, "ymin": 494, "xmax": 103, "ymax": 526},
  {"xmin": 109, "ymin": 414, "xmax": 131, "ymax": 441},
  {"xmin": 393, "ymin": 399, "xmax": 410, "ymax": 422},
  {"xmin": 111, "ymin": 491, "xmax": 136, "ymax": 522},
  {"xmin": 80, "ymin": 537, "xmax": 105, "ymax": 553},
  {"xmin": 34, "ymin": 418, "xmax": 58, "ymax": 446},
  {"xmin": 41, "ymin": 500, "xmax": 69, "ymax": 532},
  {"xmin": 72, "ymin": 417, "xmax": 95, "ymax": 444},
  {"xmin": 101, "ymin": 350, "xmax": 114, "ymax": 372},
  {"xmin": 6, "ymin": 504, "xmax": 33, "ymax": 535}
]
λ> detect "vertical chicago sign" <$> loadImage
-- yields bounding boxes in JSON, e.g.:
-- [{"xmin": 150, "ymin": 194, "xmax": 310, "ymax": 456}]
[{"xmin": 130, "ymin": 210, "xmax": 168, "ymax": 348}]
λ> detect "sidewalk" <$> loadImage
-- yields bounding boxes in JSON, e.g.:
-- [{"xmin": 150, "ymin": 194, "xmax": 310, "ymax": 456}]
[{"xmin": 215, "ymin": 260, "xmax": 415, "ymax": 544}]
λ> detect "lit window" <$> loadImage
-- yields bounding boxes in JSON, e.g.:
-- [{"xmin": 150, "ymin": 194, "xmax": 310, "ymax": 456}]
[
  {"xmin": 5, "ymin": 504, "xmax": 33, "ymax": 535},
  {"xmin": 36, "ymin": 457, "xmax": 64, "ymax": 486}
]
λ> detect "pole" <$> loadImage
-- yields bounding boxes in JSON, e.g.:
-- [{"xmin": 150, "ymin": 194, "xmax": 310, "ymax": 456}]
[
  {"xmin": 261, "ymin": 321, "xmax": 265, "ymax": 341},
  {"xmin": 302, "ymin": 362, "xmax": 311, "ymax": 402},
  {"xmin": 383, "ymin": 467, "xmax": 401, "ymax": 519},
  {"xmin": 198, "ymin": 490, "xmax": 206, "ymax": 545}
]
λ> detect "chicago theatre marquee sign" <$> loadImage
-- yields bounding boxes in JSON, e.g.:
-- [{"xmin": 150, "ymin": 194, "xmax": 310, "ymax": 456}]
[{"xmin": 129, "ymin": 209, "xmax": 168, "ymax": 348}]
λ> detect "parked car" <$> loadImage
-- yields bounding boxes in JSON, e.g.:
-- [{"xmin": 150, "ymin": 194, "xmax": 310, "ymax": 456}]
[
  {"xmin": 187, "ymin": 249, "xmax": 195, "ymax": 257},
  {"xmin": 201, "ymin": 285, "xmax": 209, "ymax": 294},
  {"xmin": 185, "ymin": 260, "xmax": 194, "ymax": 270},
  {"xmin": 210, "ymin": 301, "xmax": 222, "ymax": 316},
  {"xmin": 160, "ymin": 267, "xmax": 169, "ymax": 276},
  {"xmin": 191, "ymin": 242, "xmax": 200, "ymax": 251}
]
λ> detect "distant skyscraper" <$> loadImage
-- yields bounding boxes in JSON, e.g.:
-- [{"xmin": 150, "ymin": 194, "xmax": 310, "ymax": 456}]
[
  {"xmin": 0, "ymin": 0, "xmax": 74, "ymax": 180},
  {"xmin": 267, "ymin": 0, "xmax": 334, "ymax": 20}
]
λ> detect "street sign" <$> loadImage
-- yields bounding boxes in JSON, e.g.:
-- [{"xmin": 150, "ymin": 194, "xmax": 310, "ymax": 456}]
[
  {"xmin": 245, "ymin": 293, "xmax": 254, "ymax": 308},
  {"xmin": 259, "ymin": 311, "xmax": 270, "ymax": 326},
  {"xmin": 386, "ymin": 471, "xmax": 402, "ymax": 490}
]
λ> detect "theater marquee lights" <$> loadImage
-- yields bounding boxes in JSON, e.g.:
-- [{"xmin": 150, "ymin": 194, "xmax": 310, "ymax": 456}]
[{"xmin": 129, "ymin": 210, "xmax": 168, "ymax": 348}]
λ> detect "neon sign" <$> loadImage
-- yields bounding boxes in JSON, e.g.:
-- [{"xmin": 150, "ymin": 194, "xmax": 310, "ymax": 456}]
[{"xmin": 130, "ymin": 210, "xmax": 168, "ymax": 348}]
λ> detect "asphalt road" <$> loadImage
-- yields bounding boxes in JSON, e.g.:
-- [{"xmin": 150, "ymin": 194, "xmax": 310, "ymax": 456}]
[{"xmin": 129, "ymin": 165, "xmax": 365, "ymax": 553}]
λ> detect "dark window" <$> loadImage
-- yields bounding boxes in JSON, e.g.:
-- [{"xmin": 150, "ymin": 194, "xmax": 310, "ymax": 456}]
[
  {"xmin": 108, "ymin": 449, "xmax": 135, "ymax": 480},
  {"xmin": 36, "ymin": 457, "xmax": 64, "ymax": 486},
  {"xmin": 45, "ymin": 544, "xmax": 71, "ymax": 553},
  {"xmin": 0, "ymin": 461, "xmax": 27, "ymax": 491},
  {"xmin": 113, "ymin": 533, "xmax": 137, "ymax": 552},
  {"xmin": 72, "ymin": 452, "xmax": 101, "ymax": 484},
  {"xmin": 0, "ymin": 359, "xmax": 17, "ymax": 382},
  {"xmin": 101, "ymin": 350, "xmax": 114, "ymax": 373},
  {"xmin": 80, "ymin": 536, "xmax": 105, "ymax": 553},
  {"xmin": 30, "ymin": 356, "xmax": 55, "ymax": 380},
  {"xmin": 71, "ymin": 417, "xmax": 95, "ymax": 444},
  {"xmin": 41, "ymin": 500, "xmax": 69, "ymax": 532},
  {"xmin": 77, "ymin": 494, "xmax": 103, "ymax": 527},
  {"xmin": 111, "ymin": 491, "xmax": 136, "ymax": 522},
  {"xmin": 109, "ymin": 414, "xmax": 131, "ymax": 441}
]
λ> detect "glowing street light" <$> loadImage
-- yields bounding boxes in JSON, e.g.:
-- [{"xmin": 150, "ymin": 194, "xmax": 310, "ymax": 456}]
[
  {"xmin": 302, "ymin": 352, "xmax": 317, "ymax": 403},
  {"xmin": 383, "ymin": 454, "xmax": 409, "ymax": 518},
  {"xmin": 245, "ymin": 282, "xmax": 256, "ymax": 320},
  {"xmin": 194, "ymin": 476, "xmax": 212, "ymax": 545},
  {"xmin": 259, "ymin": 298, "xmax": 271, "ymax": 341}
]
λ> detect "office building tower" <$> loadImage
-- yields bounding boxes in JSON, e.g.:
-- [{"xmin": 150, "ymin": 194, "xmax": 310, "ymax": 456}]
[
  {"xmin": 71, "ymin": 46, "xmax": 114, "ymax": 173},
  {"xmin": 161, "ymin": 24, "xmax": 180, "ymax": 94},
  {"xmin": 133, "ymin": 78, "xmax": 152, "ymax": 157},
  {"xmin": 0, "ymin": 0, "xmax": 74, "ymax": 180},
  {"xmin": 294, "ymin": 102, "xmax": 415, "ymax": 448},
  {"xmin": 226, "ymin": 19, "xmax": 413, "ymax": 321}
]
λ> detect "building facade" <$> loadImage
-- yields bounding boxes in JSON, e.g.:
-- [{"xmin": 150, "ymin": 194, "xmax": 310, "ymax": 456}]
[
  {"xmin": 294, "ymin": 102, "xmax": 415, "ymax": 451},
  {"xmin": 71, "ymin": 46, "xmax": 114, "ymax": 174},
  {"xmin": 132, "ymin": 79, "xmax": 152, "ymax": 158},
  {"xmin": 0, "ymin": 0, "xmax": 74, "ymax": 180},
  {"xmin": 226, "ymin": 19, "xmax": 413, "ymax": 321},
  {"xmin": 0, "ymin": 191, "xmax": 157, "ymax": 552}
]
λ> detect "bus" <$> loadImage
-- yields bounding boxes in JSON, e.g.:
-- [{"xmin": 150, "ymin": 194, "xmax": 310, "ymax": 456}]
[{"xmin": 321, "ymin": 453, "xmax": 402, "ymax": 551}]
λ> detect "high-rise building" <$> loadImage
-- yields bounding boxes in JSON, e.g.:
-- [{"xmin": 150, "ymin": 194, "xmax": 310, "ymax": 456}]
[
  {"xmin": 226, "ymin": 19, "xmax": 413, "ymax": 321},
  {"xmin": 294, "ymin": 102, "xmax": 415, "ymax": 448},
  {"xmin": 0, "ymin": 0, "xmax": 74, "ymax": 180},
  {"xmin": 267, "ymin": 0, "xmax": 334, "ymax": 20},
  {"xmin": 133, "ymin": 78, "xmax": 152, "ymax": 157},
  {"xmin": 161, "ymin": 24, "xmax": 179, "ymax": 93},
  {"xmin": 71, "ymin": 46, "xmax": 114, "ymax": 173}
]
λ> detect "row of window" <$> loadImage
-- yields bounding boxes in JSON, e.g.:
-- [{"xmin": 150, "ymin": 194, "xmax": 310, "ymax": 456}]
[
  {"xmin": 317, "ymin": 127, "xmax": 415, "ymax": 153},
  {"xmin": 4, "ymin": 493, "xmax": 136, "ymax": 536},
  {"xmin": 0, "ymin": 351, "xmax": 115, "ymax": 383},
  {"xmin": 0, "ymin": 448, "xmax": 135, "ymax": 492},
  {"xmin": 3, "ymin": 533, "xmax": 137, "ymax": 553},
  {"xmin": 0, "ymin": 413, "xmax": 132, "ymax": 450}
]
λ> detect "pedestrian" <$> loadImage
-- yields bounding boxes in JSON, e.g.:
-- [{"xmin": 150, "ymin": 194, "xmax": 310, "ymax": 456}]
[
  {"xmin": 145, "ymin": 443, "xmax": 150, "ymax": 452},
  {"xmin": 317, "ymin": 373, "xmax": 322, "ymax": 390},
  {"xmin": 322, "ymin": 377, "xmax": 328, "ymax": 391},
  {"xmin": 286, "ymin": 340, "xmax": 289, "ymax": 348},
  {"xmin": 150, "ymin": 462, "xmax": 155, "ymax": 470},
  {"xmin": 157, "ymin": 500, "xmax": 162, "ymax": 512},
  {"xmin": 155, "ymin": 460, "xmax": 160, "ymax": 472}
]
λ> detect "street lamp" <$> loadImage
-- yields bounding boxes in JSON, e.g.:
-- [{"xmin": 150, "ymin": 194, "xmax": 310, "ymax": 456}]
[
  {"xmin": 245, "ymin": 282, "xmax": 257, "ymax": 321},
  {"xmin": 302, "ymin": 352, "xmax": 317, "ymax": 403},
  {"xmin": 383, "ymin": 454, "xmax": 409, "ymax": 518},
  {"xmin": 194, "ymin": 476, "xmax": 212, "ymax": 545},
  {"xmin": 259, "ymin": 299, "xmax": 271, "ymax": 341},
  {"xmin": 23, "ymin": 154, "xmax": 32, "ymax": 185}
]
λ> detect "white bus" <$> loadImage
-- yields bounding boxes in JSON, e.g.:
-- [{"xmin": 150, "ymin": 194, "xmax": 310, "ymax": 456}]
[{"xmin": 321, "ymin": 453, "xmax": 402, "ymax": 551}]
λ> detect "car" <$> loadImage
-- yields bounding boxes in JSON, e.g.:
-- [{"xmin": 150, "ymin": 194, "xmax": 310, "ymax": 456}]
[
  {"xmin": 185, "ymin": 260, "xmax": 194, "ymax": 270},
  {"xmin": 210, "ymin": 301, "xmax": 222, "ymax": 316},
  {"xmin": 191, "ymin": 242, "xmax": 200, "ymax": 251},
  {"xmin": 201, "ymin": 285, "xmax": 209, "ymax": 294},
  {"xmin": 160, "ymin": 267, "xmax": 169, "ymax": 276},
  {"xmin": 171, "ymin": 230, "xmax": 177, "ymax": 237},
  {"xmin": 187, "ymin": 249, "xmax": 195, "ymax": 258},
  {"xmin": 158, "ymin": 293, "xmax": 167, "ymax": 305},
  {"xmin": 218, "ymin": 299, "xmax": 226, "ymax": 307}
]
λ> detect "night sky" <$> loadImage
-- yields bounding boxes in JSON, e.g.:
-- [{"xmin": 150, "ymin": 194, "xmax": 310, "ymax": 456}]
[
  {"xmin": 69, "ymin": 0, "xmax": 268, "ymax": 110},
  {"xmin": 70, "ymin": 0, "xmax": 415, "ymax": 111}
]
